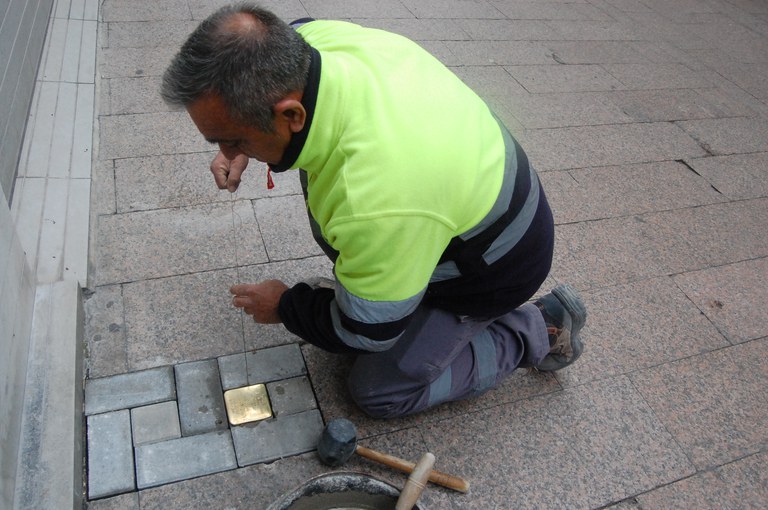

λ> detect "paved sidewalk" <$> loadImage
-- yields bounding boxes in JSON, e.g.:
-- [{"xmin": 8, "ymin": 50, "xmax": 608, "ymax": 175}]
[{"xmin": 85, "ymin": 0, "xmax": 768, "ymax": 509}]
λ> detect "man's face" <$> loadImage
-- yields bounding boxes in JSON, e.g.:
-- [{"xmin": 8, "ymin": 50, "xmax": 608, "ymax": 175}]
[{"xmin": 187, "ymin": 93, "xmax": 290, "ymax": 164}]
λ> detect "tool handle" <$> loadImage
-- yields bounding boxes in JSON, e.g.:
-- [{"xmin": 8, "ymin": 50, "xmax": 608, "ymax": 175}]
[
  {"xmin": 395, "ymin": 452, "xmax": 435, "ymax": 510},
  {"xmin": 355, "ymin": 445, "xmax": 470, "ymax": 493}
]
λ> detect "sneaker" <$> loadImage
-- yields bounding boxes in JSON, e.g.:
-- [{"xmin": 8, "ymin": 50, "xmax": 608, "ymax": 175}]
[{"xmin": 533, "ymin": 284, "xmax": 587, "ymax": 371}]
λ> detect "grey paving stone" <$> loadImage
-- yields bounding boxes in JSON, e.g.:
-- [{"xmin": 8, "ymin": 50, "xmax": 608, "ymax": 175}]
[
  {"xmin": 190, "ymin": 0, "xmax": 309, "ymax": 21},
  {"xmin": 122, "ymin": 269, "xmax": 245, "ymax": 371},
  {"xmin": 84, "ymin": 284, "xmax": 128, "ymax": 379},
  {"xmin": 98, "ymin": 111, "xmax": 205, "ymax": 160},
  {"xmin": 99, "ymin": 46, "xmax": 179, "ymax": 79},
  {"xmin": 355, "ymin": 17, "xmax": 470, "ymax": 41},
  {"xmin": 85, "ymin": 366, "xmax": 175, "ymax": 415},
  {"xmin": 400, "ymin": 0, "xmax": 504, "ymax": 19},
  {"xmin": 101, "ymin": 0, "xmax": 192, "ymax": 22},
  {"xmin": 86, "ymin": 492, "xmax": 139, "ymax": 509},
  {"xmin": 602, "ymin": 63, "xmax": 713, "ymax": 90},
  {"xmin": 175, "ymin": 359, "xmax": 228, "ymax": 436},
  {"xmin": 218, "ymin": 353, "xmax": 248, "ymax": 390},
  {"xmin": 443, "ymin": 40, "xmax": 553, "ymax": 65},
  {"xmin": 135, "ymin": 430, "xmax": 237, "ymax": 489},
  {"xmin": 96, "ymin": 202, "xmax": 267, "ymax": 285},
  {"xmin": 500, "ymin": 91, "xmax": 632, "ymax": 129},
  {"xmin": 677, "ymin": 117, "xmax": 768, "ymax": 155},
  {"xmin": 267, "ymin": 376, "xmax": 317, "ymax": 416},
  {"xmin": 106, "ymin": 20, "xmax": 198, "ymax": 49},
  {"xmin": 230, "ymin": 409, "xmax": 324, "ymax": 466},
  {"xmin": 104, "ymin": 76, "xmax": 170, "ymax": 115},
  {"xmin": 491, "ymin": 0, "xmax": 613, "ymax": 21},
  {"xmin": 302, "ymin": 0, "xmax": 413, "ymax": 18},
  {"xmin": 246, "ymin": 344, "xmax": 307, "ymax": 384},
  {"xmin": 686, "ymin": 152, "xmax": 768, "ymax": 199},
  {"xmin": 131, "ymin": 401, "xmax": 181, "ymax": 446},
  {"xmin": 544, "ymin": 40, "xmax": 650, "ymax": 64},
  {"xmin": 453, "ymin": 18, "xmax": 555, "ymax": 40},
  {"xmin": 603, "ymin": 88, "xmax": 755, "ymax": 123},
  {"xmin": 253, "ymin": 195, "xmax": 323, "ymax": 261},
  {"xmin": 506, "ymin": 64, "xmax": 624, "ymax": 94},
  {"xmin": 87, "ymin": 410, "xmax": 135, "ymax": 499}
]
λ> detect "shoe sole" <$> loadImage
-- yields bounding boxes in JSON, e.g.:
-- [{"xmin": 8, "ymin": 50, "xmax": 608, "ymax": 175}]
[{"xmin": 537, "ymin": 284, "xmax": 587, "ymax": 372}]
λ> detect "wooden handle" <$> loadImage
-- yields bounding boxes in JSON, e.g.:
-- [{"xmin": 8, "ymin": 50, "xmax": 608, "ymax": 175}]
[
  {"xmin": 396, "ymin": 452, "xmax": 435, "ymax": 510},
  {"xmin": 355, "ymin": 445, "xmax": 470, "ymax": 493}
]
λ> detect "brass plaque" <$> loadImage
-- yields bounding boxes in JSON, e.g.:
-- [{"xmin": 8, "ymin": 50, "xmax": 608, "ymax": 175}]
[{"xmin": 224, "ymin": 384, "xmax": 272, "ymax": 425}]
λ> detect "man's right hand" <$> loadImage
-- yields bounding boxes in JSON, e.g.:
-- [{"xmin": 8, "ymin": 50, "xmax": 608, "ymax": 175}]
[{"xmin": 210, "ymin": 151, "xmax": 249, "ymax": 192}]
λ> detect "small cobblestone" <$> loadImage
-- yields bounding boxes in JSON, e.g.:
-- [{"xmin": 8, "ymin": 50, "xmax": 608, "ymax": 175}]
[
  {"xmin": 267, "ymin": 376, "xmax": 317, "ymax": 416},
  {"xmin": 87, "ymin": 410, "xmax": 135, "ymax": 499},
  {"xmin": 131, "ymin": 401, "xmax": 181, "ymax": 446},
  {"xmin": 175, "ymin": 359, "xmax": 228, "ymax": 436},
  {"xmin": 246, "ymin": 344, "xmax": 307, "ymax": 383},
  {"xmin": 230, "ymin": 409, "xmax": 324, "ymax": 466},
  {"xmin": 85, "ymin": 366, "xmax": 175, "ymax": 415}
]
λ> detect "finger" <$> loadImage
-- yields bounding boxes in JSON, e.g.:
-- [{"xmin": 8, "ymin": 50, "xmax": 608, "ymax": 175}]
[
  {"xmin": 230, "ymin": 284, "xmax": 253, "ymax": 296},
  {"xmin": 226, "ymin": 154, "xmax": 249, "ymax": 193},
  {"xmin": 210, "ymin": 152, "xmax": 230, "ymax": 190}
]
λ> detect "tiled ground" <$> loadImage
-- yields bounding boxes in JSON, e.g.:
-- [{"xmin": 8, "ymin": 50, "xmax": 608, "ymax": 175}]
[{"xmin": 84, "ymin": 0, "xmax": 768, "ymax": 509}]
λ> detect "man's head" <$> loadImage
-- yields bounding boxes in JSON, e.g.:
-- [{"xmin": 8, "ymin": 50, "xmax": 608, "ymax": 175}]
[{"xmin": 162, "ymin": 3, "xmax": 311, "ymax": 161}]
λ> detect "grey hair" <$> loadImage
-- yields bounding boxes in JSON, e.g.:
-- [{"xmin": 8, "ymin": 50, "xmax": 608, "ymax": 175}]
[{"xmin": 161, "ymin": 2, "xmax": 311, "ymax": 132}]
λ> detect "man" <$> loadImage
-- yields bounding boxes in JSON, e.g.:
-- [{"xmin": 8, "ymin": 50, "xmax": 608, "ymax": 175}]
[{"xmin": 162, "ymin": 3, "xmax": 586, "ymax": 418}]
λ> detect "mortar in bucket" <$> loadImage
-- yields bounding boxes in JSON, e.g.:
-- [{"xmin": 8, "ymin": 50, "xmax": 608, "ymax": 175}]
[{"xmin": 266, "ymin": 472, "xmax": 427, "ymax": 510}]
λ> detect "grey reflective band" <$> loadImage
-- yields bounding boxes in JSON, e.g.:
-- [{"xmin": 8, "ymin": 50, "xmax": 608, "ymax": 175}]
[
  {"xmin": 483, "ymin": 164, "xmax": 539, "ymax": 265},
  {"xmin": 335, "ymin": 280, "xmax": 425, "ymax": 324},
  {"xmin": 329, "ymin": 300, "xmax": 402, "ymax": 352},
  {"xmin": 428, "ymin": 366, "xmax": 452, "ymax": 407},
  {"xmin": 471, "ymin": 330, "xmax": 498, "ymax": 393}
]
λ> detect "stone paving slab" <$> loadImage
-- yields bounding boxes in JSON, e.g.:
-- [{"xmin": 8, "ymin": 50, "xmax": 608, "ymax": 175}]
[
  {"xmin": 254, "ymin": 195, "xmax": 324, "ymax": 261},
  {"xmin": 245, "ymin": 343, "xmax": 307, "ymax": 383},
  {"xmin": 131, "ymin": 401, "xmax": 181, "ymax": 446},
  {"xmin": 230, "ymin": 409, "xmax": 324, "ymax": 466},
  {"xmin": 267, "ymin": 376, "xmax": 317, "ymax": 416},
  {"xmin": 87, "ymin": 410, "xmax": 134, "ymax": 499},
  {"xmin": 85, "ymin": 366, "xmax": 175, "ymax": 415},
  {"xmin": 686, "ymin": 152, "xmax": 768, "ymax": 199},
  {"xmin": 175, "ymin": 359, "xmax": 228, "ymax": 436}
]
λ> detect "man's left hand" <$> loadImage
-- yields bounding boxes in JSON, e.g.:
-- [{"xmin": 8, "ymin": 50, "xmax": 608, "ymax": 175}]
[{"xmin": 230, "ymin": 280, "xmax": 289, "ymax": 323}]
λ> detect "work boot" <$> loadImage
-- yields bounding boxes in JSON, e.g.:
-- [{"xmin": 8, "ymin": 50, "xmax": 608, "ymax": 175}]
[{"xmin": 533, "ymin": 284, "xmax": 587, "ymax": 371}]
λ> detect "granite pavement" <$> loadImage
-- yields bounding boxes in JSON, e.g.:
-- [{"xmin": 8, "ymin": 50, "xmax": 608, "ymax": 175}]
[{"xmin": 85, "ymin": 0, "xmax": 768, "ymax": 508}]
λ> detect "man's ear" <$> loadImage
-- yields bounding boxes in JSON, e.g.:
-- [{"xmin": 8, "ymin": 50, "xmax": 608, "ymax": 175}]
[{"xmin": 274, "ymin": 98, "xmax": 306, "ymax": 134}]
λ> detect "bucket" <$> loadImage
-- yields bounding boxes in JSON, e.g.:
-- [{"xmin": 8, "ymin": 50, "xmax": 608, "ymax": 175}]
[{"xmin": 266, "ymin": 471, "xmax": 426, "ymax": 510}]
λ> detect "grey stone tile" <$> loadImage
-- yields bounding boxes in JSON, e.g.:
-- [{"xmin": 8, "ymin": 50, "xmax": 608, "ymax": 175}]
[
  {"xmin": 135, "ymin": 453, "xmax": 327, "ymax": 510},
  {"xmin": 106, "ymin": 20, "xmax": 197, "ymax": 49},
  {"xmin": 490, "ymin": 0, "xmax": 613, "ymax": 21},
  {"xmin": 254, "ymin": 195, "xmax": 324, "ymax": 261},
  {"xmin": 86, "ymin": 492, "xmax": 139, "ymax": 509},
  {"xmin": 114, "ymin": 153, "xmax": 301, "ymax": 213},
  {"xmin": 633, "ymin": 199, "xmax": 768, "ymax": 274},
  {"xmin": 354, "ymin": 18, "xmax": 470, "ymax": 41},
  {"xmin": 686, "ymin": 152, "xmax": 768, "ymax": 199},
  {"xmin": 677, "ymin": 117, "xmax": 768, "ymax": 155},
  {"xmin": 420, "ymin": 377, "xmax": 694, "ymax": 509},
  {"xmin": 521, "ymin": 122, "xmax": 706, "ymax": 171},
  {"xmin": 122, "ymin": 269, "xmax": 244, "ymax": 370},
  {"xmin": 443, "ymin": 40, "xmax": 554, "ymax": 66},
  {"xmin": 246, "ymin": 344, "xmax": 307, "ymax": 384},
  {"xmin": 302, "ymin": 0, "xmax": 413, "ymax": 18},
  {"xmin": 218, "ymin": 352, "xmax": 248, "ymax": 390},
  {"xmin": 544, "ymin": 40, "xmax": 650, "ymax": 64},
  {"xmin": 400, "ymin": 0, "xmax": 504, "ymax": 19},
  {"xmin": 101, "ymin": 0, "xmax": 192, "ymax": 22},
  {"xmin": 131, "ymin": 401, "xmax": 181, "ymax": 446},
  {"xmin": 135, "ymin": 430, "xmax": 237, "ymax": 488},
  {"xmin": 87, "ymin": 410, "xmax": 135, "ymax": 499},
  {"xmin": 449, "ymin": 66, "xmax": 528, "ymax": 100},
  {"xmin": 189, "ymin": 0, "xmax": 309, "ymax": 21},
  {"xmin": 539, "ymin": 161, "xmax": 724, "ymax": 224},
  {"xmin": 302, "ymin": 343, "xmax": 561, "ymax": 439},
  {"xmin": 175, "ymin": 359, "xmax": 228, "ymax": 436},
  {"xmin": 630, "ymin": 339, "xmax": 768, "ymax": 470},
  {"xmin": 637, "ymin": 450, "xmax": 768, "ymax": 509},
  {"xmin": 554, "ymin": 277, "xmax": 728, "ymax": 387},
  {"xmin": 230, "ymin": 409, "xmax": 324, "ymax": 466},
  {"xmin": 91, "ymin": 159, "xmax": 116, "ymax": 216},
  {"xmin": 453, "ymin": 18, "xmax": 554, "ymax": 40},
  {"xmin": 104, "ymin": 76, "xmax": 169, "ymax": 115},
  {"xmin": 84, "ymin": 285, "xmax": 128, "ymax": 379},
  {"xmin": 506, "ymin": 64, "xmax": 625, "ymax": 93},
  {"xmin": 99, "ymin": 46, "xmax": 179, "ymax": 78},
  {"xmin": 545, "ymin": 19, "xmax": 644, "ymax": 41},
  {"xmin": 85, "ymin": 366, "xmax": 175, "ymax": 415},
  {"xmin": 96, "ymin": 201, "xmax": 267, "ymax": 284},
  {"xmin": 603, "ymin": 88, "xmax": 756, "ymax": 123},
  {"xmin": 415, "ymin": 40, "xmax": 462, "ymax": 66},
  {"xmin": 238, "ymin": 256, "xmax": 334, "ymax": 351},
  {"xmin": 501, "ymin": 91, "xmax": 632, "ymax": 129},
  {"xmin": 674, "ymin": 258, "xmax": 768, "ymax": 345},
  {"xmin": 267, "ymin": 376, "xmax": 317, "ymax": 416},
  {"xmin": 99, "ymin": 111, "xmax": 206, "ymax": 160},
  {"xmin": 603, "ymin": 63, "xmax": 714, "ymax": 89}
]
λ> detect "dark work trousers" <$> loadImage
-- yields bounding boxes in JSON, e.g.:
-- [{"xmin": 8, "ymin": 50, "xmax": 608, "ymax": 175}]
[{"xmin": 347, "ymin": 302, "xmax": 550, "ymax": 418}]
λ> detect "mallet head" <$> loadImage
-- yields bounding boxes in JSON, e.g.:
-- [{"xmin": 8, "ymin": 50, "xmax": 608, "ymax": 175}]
[{"xmin": 317, "ymin": 418, "xmax": 358, "ymax": 467}]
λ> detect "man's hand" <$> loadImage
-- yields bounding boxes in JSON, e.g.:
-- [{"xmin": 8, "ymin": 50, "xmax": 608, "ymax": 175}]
[
  {"xmin": 230, "ymin": 280, "xmax": 289, "ymax": 324},
  {"xmin": 211, "ymin": 151, "xmax": 249, "ymax": 192}
]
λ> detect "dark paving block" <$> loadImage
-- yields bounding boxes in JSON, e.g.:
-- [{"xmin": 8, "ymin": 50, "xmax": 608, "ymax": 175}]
[
  {"xmin": 135, "ymin": 430, "xmax": 237, "ymax": 489},
  {"xmin": 675, "ymin": 258, "xmax": 768, "ymax": 344},
  {"xmin": 218, "ymin": 352, "xmax": 248, "ymax": 390},
  {"xmin": 96, "ymin": 202, "xmax": 267, "ymax": 284},
  {"xmin": 554, "ymin": 277, "xmax": 728, "ymax": 388},
  {"xmin": 686, "ymin": 152, "xmax": 768, "ymax": 200},
  {"xmin": 87, "ymin": 410, "xmax": 135, "ymax": 499},
  {"xmin": 246, "ymin": 343, "xmax": 307, "ymax": 384},
  {"xmin": 230, "ymin": 409, "xmax": 324, "ymax": 466},
  {"xmin": 637, "ymin": 450, "xmax": 768, "ymax": 509},
  {"xmin": 175, "ymin": 359, "xmax": 228, "ymax": 436},
  {"xmin": 85, "ymin": 366, "xmax": 175, "ymax": 415},
  {"xmin": 122, "ymin": 269, "xmax": 245, "ymax": 371},
  {"xmin": 267, "ymin": 376, "xmax": 317, "ymax": 416},
  {"xmin": 630, "ymin": 339, "xmax": 768, "ymax": 470},
  {"xmin": 420, "ymin": 377, "xmax": 694, "ymax": 509},
  {"xmin": 131, "ymin": 401, "xmax": 181, "ymax": 446}
]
